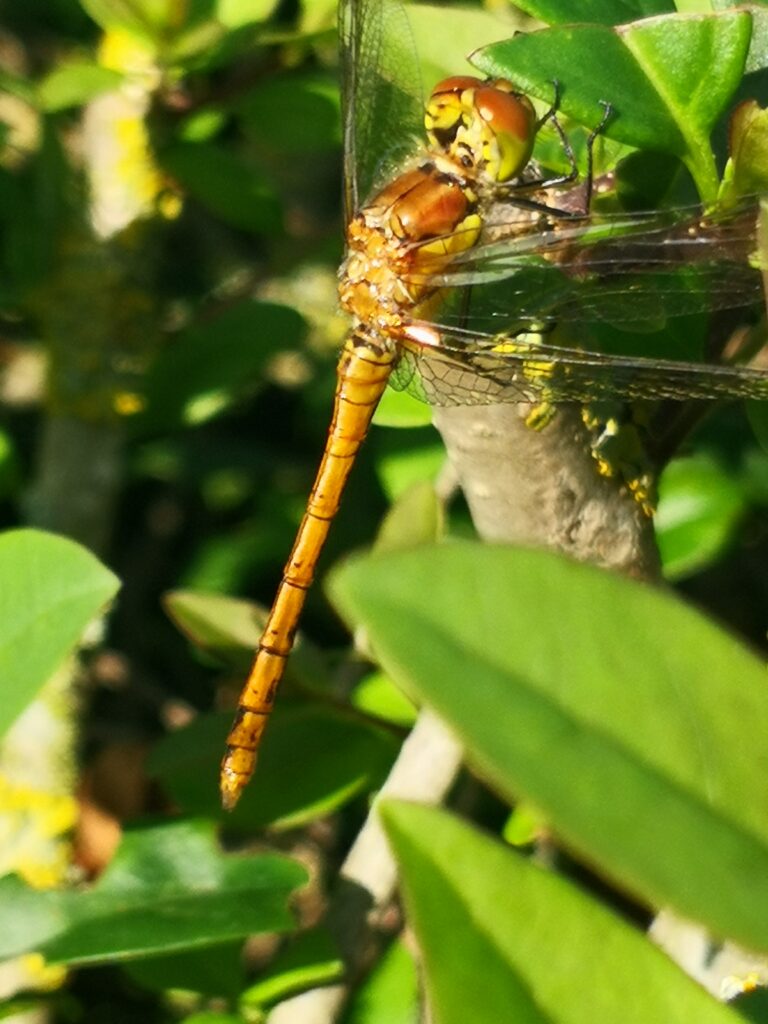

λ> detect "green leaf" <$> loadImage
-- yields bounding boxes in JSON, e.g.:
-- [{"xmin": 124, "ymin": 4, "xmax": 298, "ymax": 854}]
[
  {"xmin": 473, "ymin": 11, "xmax": 752, "ymax": 198},
  {"xmin": 372, "ymin": 480, "xmax": 443, "ymax": 555},
  {"xmin": 241, "ymin": 929, "xmax": 343, "ymax": 1008},
  {"xmin": 37, "ymin": 62, "xmax": 124, "ymax": 112},
  {"xmin": 510, "ymin": 0, "xmax": 673, "ymax": 26},
  {"xmin": 726, "ymin": 100, "xmax": 768, "ymax": 197},
  {"xmin": 216, "ymin": 0, "xmax": 279, "ymax": 29},
  {"xmin": 656, "ymin": 454, "xmax": 745, "ymax": 580},
  {"xmin": 0, "ymin": 68, "xmax": 35, "ymax": 104},
  {"xmin": 138, "ymin": 300, "xmax": 305, "ymax": 433},
  {"xmin": 328, "ymin": 542, "xmax": 768, "ymax": 953},
  {"xmin": 163, "ymin": 589, "xmax": 329, "ymax": 684},
  {"xmin": 0, "ymin": 819, "xmax": 305, "ymax": 964},
  {"xmin": 730, "ymin": 986, "xmax": 768, "ymax": 1021},
  {"xmin": 78, "ymin": 0, "xmax": 209, "ymax": 45},
  {"xmin": 0, "ymin": 430, "xmax": 19, "ymax": 501},
  {"xmin": 375, "ymin": 435, "xmax": 445, "ymax": 502},
  {"xmin": 160, "ymin": 143, "xmax": 282, "ymax": 234},
  {"xmin": 149, "ymin": 708, "xmax": 398, "ymax": 830},
  {"xmin": 343, "ymin": 937, "xmax": 419, "ymax": 1024},
  {"xmin": 0, "ymin": 1000, "xmax": 42, "ymax": 1020},
  {"xmin": 0, "ymin": 529, "xmax": 119, "ymax": 739},
  {"xmin": 78, "ymin": 0, "xmax": 166, "ymax": 42},
  {"xmin": 408, "ymin": 4, "xmax": 522, "ymax": 86},
  {"xmin": 502, "ymin": 802, "xmax": 545, "ymax": 847},
  {"xmin": 124, "ymin": 942, "xmax": 245, "ymax": 999},
  {"xmin": 180, "ymin": 1014, "xmax": 243, "ymax": 1024},
  {"xmin": 238, "ymin": 75, "xmax": 340, "ymax": 154},
  {"xmin": 352, "ymin": 670, "xmax": 417, "ymax": 728},
  {"xmin": 374, "ymin": 387, "xmax": 433, "ymax": 428},
  {"xmin": 382, "ymin": 803, "xmax": 741, "ymax": 1024},
  {"xmin": 163, "ymin": 590, "xmax": 263, "ymax": 668}
]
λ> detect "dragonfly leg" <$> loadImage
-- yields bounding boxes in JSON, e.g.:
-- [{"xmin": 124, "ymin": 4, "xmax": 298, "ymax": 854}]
[
  {"xmin": 581, "ymin": 402, "xmax": 656, "ymax": 517},
  {"xmin": 534, "ymin": 79, "xmax": 562, "ymax": 131},
  {"xmin": 583, "ymin": 100, "xmax": 614, "ymax": 211},
  {"xmin": 510, "ymin": 95, "xmax": 614, "ymax": 211}
]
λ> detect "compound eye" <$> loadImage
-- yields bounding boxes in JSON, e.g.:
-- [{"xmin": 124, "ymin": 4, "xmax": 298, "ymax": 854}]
[
  {"xmin": 429, "ymin": 76, "xmax": 484, "ymax": 101},
  {"xmin": 474, "ymin": 83, "xmax": 537, "ymax": 182}
]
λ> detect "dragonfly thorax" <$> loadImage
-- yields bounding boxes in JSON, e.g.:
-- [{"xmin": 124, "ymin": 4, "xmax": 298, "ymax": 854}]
[
  {"xmin": 339, "ymin": 161, "xmax": 483, "ymax": 331},
  {"xmin": 426, "ymin": 76, "xmax": 537, "ymax": 185}
]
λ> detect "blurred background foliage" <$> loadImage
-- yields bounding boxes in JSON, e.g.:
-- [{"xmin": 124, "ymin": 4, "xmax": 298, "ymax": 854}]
[{"xmin": 1, "ymin": 0, "xmax": 768, "ymax": 1020}]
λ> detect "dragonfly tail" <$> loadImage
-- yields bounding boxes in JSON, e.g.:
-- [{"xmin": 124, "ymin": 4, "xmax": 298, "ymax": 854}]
[{"xmin": 220, "ymin": 335, "xmax": 394, "ymax": 809}]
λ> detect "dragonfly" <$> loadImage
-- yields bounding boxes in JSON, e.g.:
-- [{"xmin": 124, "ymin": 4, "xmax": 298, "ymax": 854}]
[{"xmin": 220, "ymin": 0, "xmax": 768, "ymax": 809}]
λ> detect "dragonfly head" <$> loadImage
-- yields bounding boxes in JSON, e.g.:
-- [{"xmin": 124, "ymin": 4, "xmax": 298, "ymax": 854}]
[{"xmin": 425, "ymin": 76, "xmax": 537, "ymax": 185}]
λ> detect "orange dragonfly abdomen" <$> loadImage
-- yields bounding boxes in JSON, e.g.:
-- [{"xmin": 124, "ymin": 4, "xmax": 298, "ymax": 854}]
[{"xmin": 220, "ymin": 333, "xmax": 396, "ymax": 809}]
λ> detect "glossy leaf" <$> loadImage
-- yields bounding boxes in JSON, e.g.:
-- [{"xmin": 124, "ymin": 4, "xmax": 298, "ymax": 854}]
[
  {"xmin": 0, "ymin": 819, "xmax": 305, "ymax": 964},
  {"xmin": 382, "ymin": 802, "xmax": 741, "ymax": 1024},
  {"xmin": 150, "ymin": 708, "xmax": 398, "ymax": 830},
  {"xmin": 521, "ymin": 0, "xmax": 674, "ymax": 25},
  {"xmin": 473, "ymin": 11, "xmax": 751, "ymax": 197},
  {"xmin": 0, "ymin": 529, "xmax": 119, "ymax": 739},
  {"xmin": 328, "ymin": 542, "xmax": 768, "ymax": 952}
]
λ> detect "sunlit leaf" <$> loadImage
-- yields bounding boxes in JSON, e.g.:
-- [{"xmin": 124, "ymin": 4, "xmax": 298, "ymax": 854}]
[
  {"xmin": 329, "ymin": 542, "xmax": 768, "ymax": 952},
  {"xmin": 656, "ymin": 454, "xmax": 745, "ymax": 579},
  {"xmin": 0, "ymin": 529, "xmax": 119, "ymax": 739},
  {"xmin": 512, "ymin": 0, "xmax": 672, "ymax": 27},
  {"xmin": 383, "ymin": 803, "xmax": 741, "ymax": 1024},
  {"xmin": 38, "ymin": 62, "xmax": 123, "ymax": 112},
  {"xmin": 372, "ymin": 480, "xmax": 442, "ymax": 554},
  {"xmin": 343, "ymin": 936, "xmax": 419, "ymax": 1024},
  {"xmin": 473, "ymin": 11, "xmax": 751, "ymax": 197},
  {"xmin": 0, "ymin": 819, "xmax": 305, "ymax": 964},
  {"xmin": 216, "ymin": 0, "xmax": 279, "ymax": 29}
]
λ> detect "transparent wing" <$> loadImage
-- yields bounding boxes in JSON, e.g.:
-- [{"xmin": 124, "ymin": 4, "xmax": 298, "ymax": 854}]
[
  {"xmin": 406, "ymin": 194, "xmax": 765, "ymax": 326},
  {"xmin": 339, "ymin": 0, "xmax": 425, "ymax": 222},
  {"xmin": 390, "ymin": 324, "xmax": 768, "ymax": 406}
]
